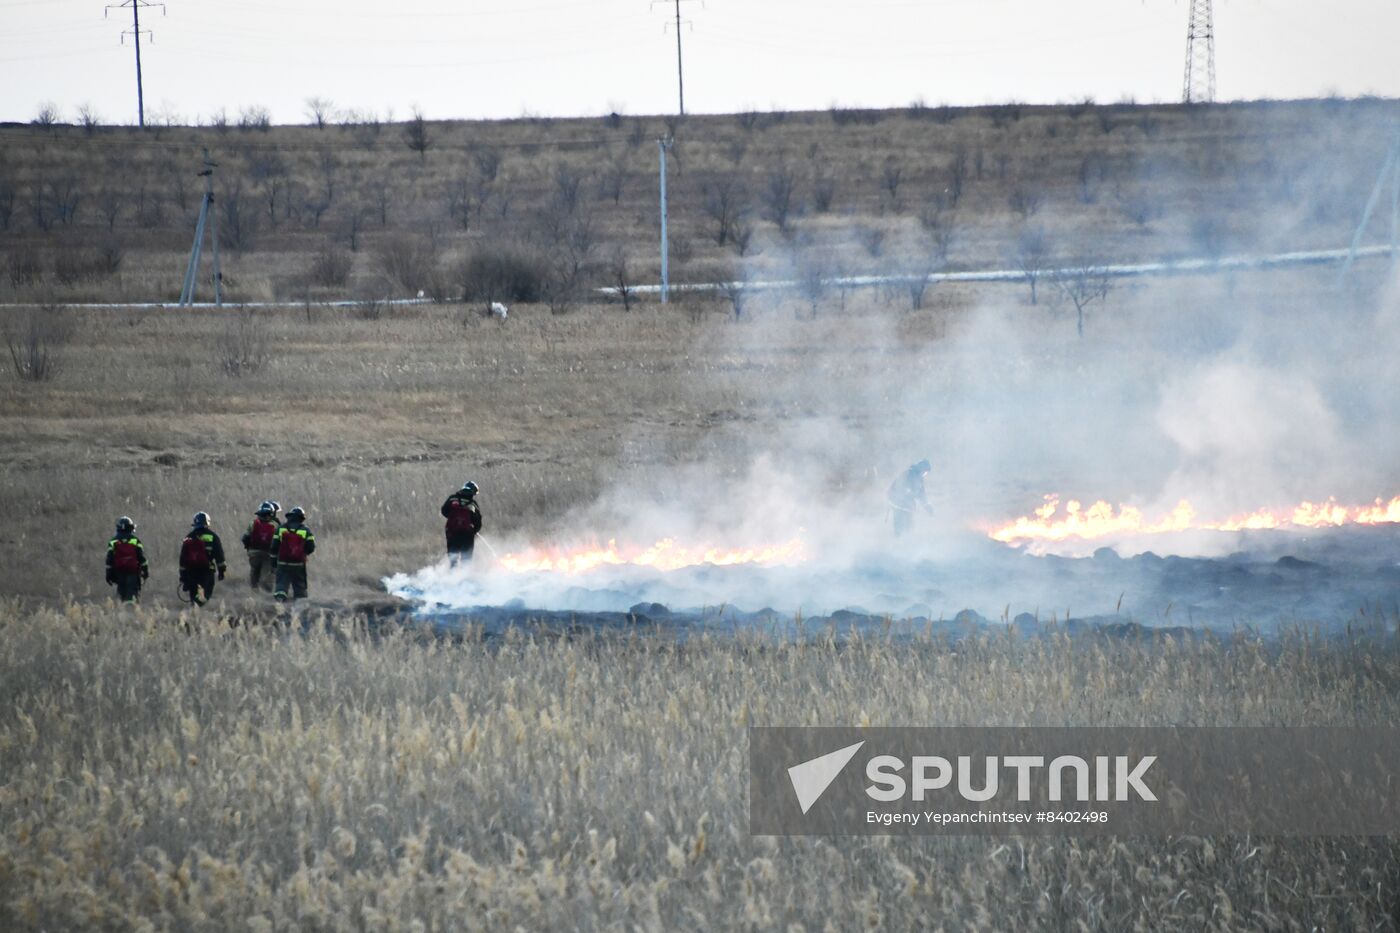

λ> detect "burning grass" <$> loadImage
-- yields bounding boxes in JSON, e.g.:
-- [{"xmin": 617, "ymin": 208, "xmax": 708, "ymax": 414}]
[{"xmin": 2, "ymin": 601, "xmax": 1398, "ymax": 929}]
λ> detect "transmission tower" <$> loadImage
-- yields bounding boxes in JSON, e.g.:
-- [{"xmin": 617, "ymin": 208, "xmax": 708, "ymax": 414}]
[
  {"xmin": 1182, "ymin": 0, "xmax": 1216, "ymax": 103},
  {"xmin": 105, "ymin": 0, "xmax": 165, "ymax": 127}
]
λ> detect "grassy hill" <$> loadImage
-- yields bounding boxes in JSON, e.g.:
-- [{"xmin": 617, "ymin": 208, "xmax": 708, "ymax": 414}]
[{"xmin": 2, "ymin": 98, "xmax": 1398, "ymax": 305}]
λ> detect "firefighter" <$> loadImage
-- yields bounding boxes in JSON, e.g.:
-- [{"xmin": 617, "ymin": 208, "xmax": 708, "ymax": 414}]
[
  {"xmin": 441, "ymin": 481, "xmax": 483, "ymax": 565},
  {"xmin": 179, "ymin": 512, "xmax": 227, "ymax": 606},
  {"xmin": 887, "ymin": 459, "xmax": 933, "ymax": 536},
  {"xmin": 240, "ymin": 500, "xmax": 280, "ymax": 590},
  {"xmin": 105, "ymin": 516, "xmax": 149, "ymax": 603},
  {"xmin": 271, "ymin": 506, "xmax": 316, "ymax": 601}
]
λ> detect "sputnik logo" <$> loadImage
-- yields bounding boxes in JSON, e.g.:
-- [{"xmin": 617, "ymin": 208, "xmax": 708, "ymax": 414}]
[{"xmin": 787, "ymin": 741, "xmax": 865, "ymax": 814}]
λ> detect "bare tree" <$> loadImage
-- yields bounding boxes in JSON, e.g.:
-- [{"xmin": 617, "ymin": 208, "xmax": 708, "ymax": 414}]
[
  {"xmin": 795, "ymin": 251, "xmax": 829, "ymax": 318},
  {"xmin": 31, "ymin": 102, "xmax": 61, "ymax": 129},
  {"xmin": 858, "ymin": 225, "xmax": 886, "ymax": 258},
  {"xmin": 762, "ymin": 164, "xmax": 796, "ymax": 233},
  {"xmin": 597, "ymin": 152, "xmax": 628, "ymax": 205},
  {"xmin": 369, "ymin": 175, "xmax": 392, "ymax": 227},
  {"xmin": 0, "ymin": 179, "xmax": 14, "ymax": 231},
  {"xmin": 404, "ymin": 108, "xmax": 430, "ymax": 162},
  {"xmin": 46, "ymin": 177, "xmax": 83, "ymax": 226},
  {"xmin": 607, "ymin": 249, "xmax": 636, "ymax": 311},
  {"xmin": 305, "ymin": 96, "xmax": 335, "ymax": 129},
  {"xmin": 721, "ymin": 277, "xmax": 750, "ymax": 320},
  {"xmin": 811, "ymin": 174, "xmax": 837, "ymax": 213},
  {"xmin": 702, "ymin": 176, "xmax": 747, "ymax": 246},
  {"xmin": 96, "ymin": 187, "xmax": 123, "ymax": 231},
  {"xmin": 881, "ymin": 158, "xmax": 903, "ymax": 205},
  {"xmin": 1050, "ymin": 262, "xmax": 1114, "ymax": 337},
  {"xmin": 219, "ymin": 185, "xmax": 258, "ymax": 251},
  {"xmin": 1014, "ymin": 226, "xmax": 1051, "ymax": 306},
  {"xmin": 945, "ymin": 146, "xmax": 968, "ymax": 207}
]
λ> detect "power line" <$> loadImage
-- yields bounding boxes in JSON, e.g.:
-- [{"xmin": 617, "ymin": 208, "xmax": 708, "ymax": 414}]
[
  {"xmin": 653, "ymin": 0, "xmax": 700, "ymax": 116},
  {"xmin": 1182, "ymin": 0, "xmax": 1215, "ymax": 103},
  {"xmin": 104, "ymin": 0, "xmax": 165, "ymax": 127}
]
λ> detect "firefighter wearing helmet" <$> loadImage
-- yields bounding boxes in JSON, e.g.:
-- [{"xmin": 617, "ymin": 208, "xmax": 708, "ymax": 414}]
[
  {"xmin": 441, "ymin": 481, "xmax": 483, "ymax": 566},
  {"xmin": 241, "ymin": 500, "xmax": 281, "ymax": 591},
  {"xmin": 271, "ymin": 507, "xmax": 316, "ymax": 601},
  {"xmin": 179, "ymin": 512, "xmax": 227, "ymax": 606},
  {"xmin": 105, "ymin": 516, "xmax": 149, "ymax": 603}
]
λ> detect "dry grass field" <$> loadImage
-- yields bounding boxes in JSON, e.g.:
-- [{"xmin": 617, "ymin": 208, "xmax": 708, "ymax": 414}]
[{"xmin": 1, "ymin": 605, "xmax": 1397, "ymax": 930}]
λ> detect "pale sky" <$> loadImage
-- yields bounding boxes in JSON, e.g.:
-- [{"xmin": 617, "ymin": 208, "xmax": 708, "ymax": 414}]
[{"xmin": 3, "ymin": 0, "xmax": 1398, "ymax": 125}]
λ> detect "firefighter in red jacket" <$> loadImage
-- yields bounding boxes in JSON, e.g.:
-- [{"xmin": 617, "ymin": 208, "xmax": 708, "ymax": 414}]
[
  {"xmin": 105, "ymin": 516, "xmax": 150, "ymax": 603},
  {"xmin": 441, "ymin": 481, "xmax": 483, "ymax": 565},
  {"xmin": 271, "ymin": 507, "xmax": 316, "ymax": 601},
  {"xmin": 179, "ymin": 512, "xmax": 227, "ymax": 606},
  {"xmin": 241, "ymin": 500, "xmax": 280, "ymax": 590}
]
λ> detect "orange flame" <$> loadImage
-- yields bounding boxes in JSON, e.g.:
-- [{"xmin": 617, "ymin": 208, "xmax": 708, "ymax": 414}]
[
  {"xmin": 497, "ymin": 536, "xmax": 808, "ymax": 575},
  {"xmin": 989, "ymin": 494, "xmax": 1400, "ymax": 545}
]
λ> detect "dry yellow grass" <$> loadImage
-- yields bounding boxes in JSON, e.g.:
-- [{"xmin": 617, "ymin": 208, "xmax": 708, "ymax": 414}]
[{"xmin": 1, "ymin": 602, "xmax": 1396, "ymax": 929}]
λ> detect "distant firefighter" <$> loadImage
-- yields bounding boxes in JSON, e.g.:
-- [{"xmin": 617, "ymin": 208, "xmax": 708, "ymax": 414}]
[
  {"xmin": 105, "ymin": 516, "xmax": 149, "ymax": 603},
  {"xmin": 441, "ymin": 481, "xmax": 483, "ymax": 565},
  {"xmin": 179, "ymin": 512, "xmax": 227, "ymax": 606},
  {"xmin": 271, "ymin": 507, "xmax": 316, "ymax": 601},
  {"xmin": 241, "ymin": 500, "xmax": 281, "ymax": 591},
  {"xmin": 887, "ymin": 459, "xmax": 933, "ymax": 536}
]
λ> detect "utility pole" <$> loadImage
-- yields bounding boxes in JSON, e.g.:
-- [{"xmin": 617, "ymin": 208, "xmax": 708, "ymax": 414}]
[
  {"xmin": 1182, "ymin": 0, "xmax": 1216, "ymax": 104},
  {"xmin": 105, "ymin": 0, "xmax": 165, "ymax": 128},
  {"xmin": 652, "ymin": 0, "xmax": 698, "ymax": 116},
  {"xmin": 658, "ymin": 138, "xmax": 670, "ymax": 304},
  {"xmin": 180, "ymin": 149, "xmax": 222, "ymax": 306}
]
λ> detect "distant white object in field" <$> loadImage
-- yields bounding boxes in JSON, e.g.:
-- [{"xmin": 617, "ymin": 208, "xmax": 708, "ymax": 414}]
[
  {"xmin": 490, "ymin": 301, "xmax": 508, "ymax": 320},
  {"xmin": 417, "ymin": 289, "xmax": 425, "ymax": 299}
]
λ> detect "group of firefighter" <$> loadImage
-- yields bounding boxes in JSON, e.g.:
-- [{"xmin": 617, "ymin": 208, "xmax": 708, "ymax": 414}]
[
  {"xmin": 103, "ymin": 481, "xmax": 484, "ymax": 605},
  {"xmin": 103, "ymin": 464, "xmax": 927, "ymax": 606}
]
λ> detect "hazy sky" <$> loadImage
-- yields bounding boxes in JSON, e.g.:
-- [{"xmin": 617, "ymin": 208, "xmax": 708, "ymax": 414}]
[{"xmin": 4, "ymin": 0, "xmax": 1398, "ymax": 125}]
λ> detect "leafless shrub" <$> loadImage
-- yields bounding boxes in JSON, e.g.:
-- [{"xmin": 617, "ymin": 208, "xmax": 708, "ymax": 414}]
[
  {"xmin": 457, "ymin": 245, "xmax": 550, "ymax": 306},
  {"xmin": 77, "ymin": 103, "xmax": 101, "ymax": 134},
  {"xmin": 96, "ymin": 187, "xmax": 124, "ymax": 230},
  {"xmin": 1191, "ymin": 215, "xmax": 1230, "ymax": 258},
  {"xmin": 218, "ymin": 310, "xmax": 270, "ymax": 376},
  {"xmin": 219, "ymin": 186, "xmax": 258, "ymax": 252},
  {"xmin": 8, "ymin": 248, "xmax": 44, "ymax": 288},
  {"xmin": 237, "ymin": 105, "xmax": 271, "ymax": 131},
  {"xmin": 858, "ymin": 225, "xmax": 887, "ymax": 258},
  {"xmin": 52, "ymin": 246, "xmax": 122, "ymax": 286},
  {"xmin": 732, "ymin": 222, "xmax": 755, "ymax": 258},
  {"xmin": 309, "ymin": 243, "xmax": 353, "ymax": 288},
  {"xmin": 375, "ymin": 235, "xmax": 436, "ymax": 294},
  {"xmin": 354, "ymin": 297, "xmax": 385, "ymax": 321},
  {"xmin": 794, "ymin": 251, "xmax": 829, "ymax": 317},
  {"xmin": 811, "ymin": 175, "xmax": 837, "ymax": 213},
  {"xmin": 1078, "ymin": 153, "xmax": 1107, "ymax": 204},
  {"xmin": 1118, "ymin": 191, "xmax": 1160, "ymax": 226},
  {"xmin": 209, "ymin": 108, "xmax": 229, "ymax": 133},
  {"xmin": 5, "ymin": 306, "xmax": 67, "ymax": 382},
  {"xmin": 597, "ymin": 153, "xmax": 627, "ymax": 205},
  {"xmin": 1008, "ymin": 182, "xmax": 1044, "ymax": 219},
  {"xmin": 737, "ymin": 110, "xmax": 760, "ymax": 132}
]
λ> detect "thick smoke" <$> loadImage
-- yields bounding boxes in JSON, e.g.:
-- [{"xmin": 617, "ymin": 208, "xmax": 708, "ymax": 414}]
[{"xmin": 391, "ymin": 119, "xmax": 1400, "ymax": 620}]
